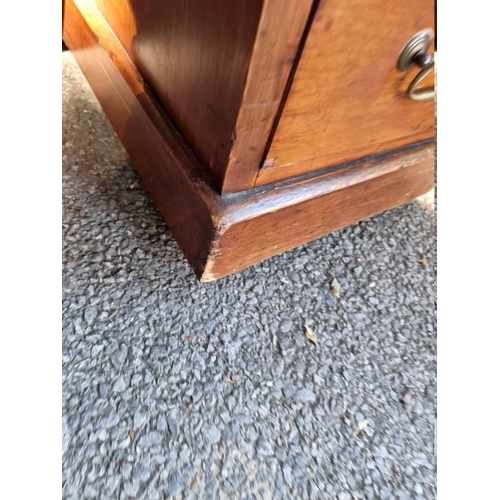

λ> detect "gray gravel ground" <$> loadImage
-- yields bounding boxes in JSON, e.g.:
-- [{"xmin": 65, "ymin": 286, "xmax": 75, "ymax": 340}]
[{"xmin": 62, "ymin": 52, "xmax": 437, "ymax": 500}]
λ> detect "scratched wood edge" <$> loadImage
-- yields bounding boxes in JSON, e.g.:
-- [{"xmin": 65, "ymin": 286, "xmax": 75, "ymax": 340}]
[
  {"xmin": 63, "ymin": 0, "xmax": 434, "ymax": 283},
  {"xmin": 220, "ymin": 0, "xmax": 315, "ymax": 193},
  {"xmin": 223, "ymin": 142, "xmax": 433, "ymax": 223}
]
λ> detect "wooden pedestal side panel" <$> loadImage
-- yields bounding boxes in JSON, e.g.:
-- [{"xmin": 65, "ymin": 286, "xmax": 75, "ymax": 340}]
[
  {"xmin": 258, "ymin": 0, "xmax": 435, "ymax": 186},
  {"xmin": 63, "ymin": 0, "xmax": 435, "ymax": 282},
  {"xmin": 90, "ymin": 0, "xmax": 314, "ymax": 193}
]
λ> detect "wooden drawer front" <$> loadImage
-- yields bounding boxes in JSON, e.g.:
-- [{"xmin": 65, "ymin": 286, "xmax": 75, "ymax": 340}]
[{"xmin": 257, "ymin": 0, "xmax": 435, "ymax": 186}]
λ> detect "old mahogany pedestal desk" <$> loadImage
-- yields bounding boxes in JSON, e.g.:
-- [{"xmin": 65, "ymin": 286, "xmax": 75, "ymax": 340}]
[{"xmin": 63, "ymin": 0, "xmax": 435, "ymax": 281}]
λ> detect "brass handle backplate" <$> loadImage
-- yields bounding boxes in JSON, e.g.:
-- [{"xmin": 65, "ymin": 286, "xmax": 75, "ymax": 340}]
[{"xmin": 397, "ymin": 29, "xmax": 435, "ymax": 102}]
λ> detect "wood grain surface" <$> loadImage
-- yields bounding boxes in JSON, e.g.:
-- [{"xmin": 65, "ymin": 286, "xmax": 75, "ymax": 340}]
[{"xmin": 259, "ymin": 0, "xmax": 435, "ymax": 186}]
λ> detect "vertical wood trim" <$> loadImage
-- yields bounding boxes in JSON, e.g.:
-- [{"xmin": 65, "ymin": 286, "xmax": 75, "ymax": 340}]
[{"xmin": 220, "ymin": 0, "xmax": 315, "ymax": 193}]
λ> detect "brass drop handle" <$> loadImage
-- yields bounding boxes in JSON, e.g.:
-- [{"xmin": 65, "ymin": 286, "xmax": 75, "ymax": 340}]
[{"xmin": 397, "ymin": 29, "xmax": 435, "ymax": 102}]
